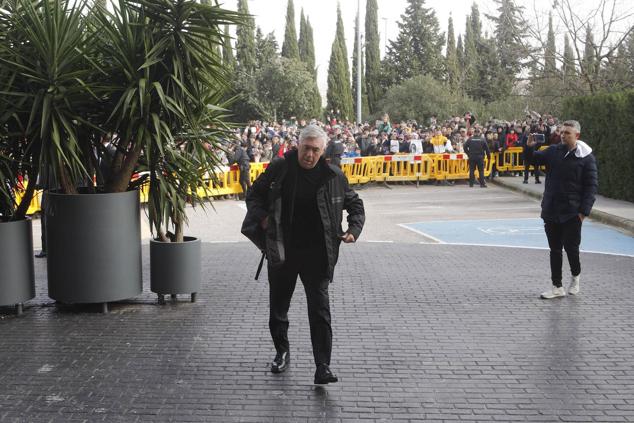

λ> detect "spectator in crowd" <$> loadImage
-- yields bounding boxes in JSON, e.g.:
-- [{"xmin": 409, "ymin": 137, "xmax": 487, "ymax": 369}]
[
  {"xmin": 528, "ymin": 120, "xmax": 598, "ymax": 299},
  {"xmin": 410, "ymin": 133, "xmax": 423, "ymax": 154},
  {"xmin": 521, "ymin": 126, "xmax": 542, "ymax": 184},
  {"xmin": 377, "ymin": 113, "xmax": 392, "ymax": 134},
  {"xmin": 356, "ymin": 128, "xmax": 371, "ymax": 157},
  {"xmin": 464, "ymin": 127, "xmax": 491, "ymax": 188},
  {"xmin": 261, "ymin": 142, "xmax": 273, "ymax": 162},
  {"xmin": 430, "ymin": 129, "xmax": 449, "ymax": 153},
  {"xmin": 505, "ymin": 128, "xmax": 519, "ymax": 148},
  {"xmin": 325, "ymin": 134, "xmax": 345, "ymax": 167}
]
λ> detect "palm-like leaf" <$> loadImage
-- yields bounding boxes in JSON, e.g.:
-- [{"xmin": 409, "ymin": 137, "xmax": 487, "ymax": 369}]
[{"xmin": 0, "ymin": 0, "xmax": 102, "ymax": 194}]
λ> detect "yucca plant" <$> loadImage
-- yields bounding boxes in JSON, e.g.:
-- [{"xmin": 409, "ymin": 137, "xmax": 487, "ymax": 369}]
[
  {"xmin": 95, "ymin": 0, "xmax": 242, "ymax": 242},
  {"xmin": 0, "ymin": 0, "xmax": 241, "ymax": 239},
  {"xmin": 0, "ymin": 0, "xmax": 103, "ymax": 197}
]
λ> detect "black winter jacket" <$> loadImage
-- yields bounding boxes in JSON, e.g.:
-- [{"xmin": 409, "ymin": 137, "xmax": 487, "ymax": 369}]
[
  {"xmin": 242, "ymin": 150, "xmax": 365, "ymax": 281},
  {"xmin": 532, "ymin": 141, "xmax": 598, "ymax": 222},
  {"xmin": 464, "ymin": 136, "xmax": 491, "ymax": 161}
]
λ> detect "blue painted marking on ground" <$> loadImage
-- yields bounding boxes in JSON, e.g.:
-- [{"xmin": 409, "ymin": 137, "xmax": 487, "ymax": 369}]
[{"xmin": 403, "ymin": 218, "xmax": 634, "ymax": 256}]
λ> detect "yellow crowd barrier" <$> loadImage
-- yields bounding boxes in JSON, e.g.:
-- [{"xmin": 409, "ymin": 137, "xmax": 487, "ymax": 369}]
[{"xmin": 13, "ymin": 148, "xmax": 549, "ymax": 215}]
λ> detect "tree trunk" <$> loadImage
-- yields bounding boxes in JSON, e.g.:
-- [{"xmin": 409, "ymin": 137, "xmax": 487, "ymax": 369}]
[
  {"xmin": 174, "ymin": 219, "xmax": 184, "ymax": 243},
  {"xmin": 13, "ymin": 171, "xmax": 37, "ymax": 221},
  {"xmin": 105, "ymin": 142, "xmax": 143, "ymax": 193},
  {"xmin": 58, "ymin": 163, "xmax": 78, "ymax": 195}
]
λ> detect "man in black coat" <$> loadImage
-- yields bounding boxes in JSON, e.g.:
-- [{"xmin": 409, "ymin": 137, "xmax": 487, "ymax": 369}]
[
  {"xmin": 230, "ymin": 141, "xmax": 251, "ymax": 199},
  {"xmin": 464, "ymin": 127, "xmax": 491, "ymax": 187},
  {"xmin": 242, "ymin": 124, "xmax": 365, "ymax": 385},
  {"xmin": 528, "ymin": 120, "xmax": 598, "ymax": 299}
]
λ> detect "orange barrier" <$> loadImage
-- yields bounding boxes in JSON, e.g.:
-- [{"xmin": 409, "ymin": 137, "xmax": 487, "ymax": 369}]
[{"xmin": 14, "ymin": 148, "xmax": 552, "ymax": 215}]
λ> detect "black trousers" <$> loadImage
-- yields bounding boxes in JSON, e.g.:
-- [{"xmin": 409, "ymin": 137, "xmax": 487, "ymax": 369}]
[
  {"xmin": 468, "ymin": 158, "xmax": 485, "ymax": 186},
  {"xmin": 239, "ymin": 169, "xmax": 251, "ymax": 197},
  {"xmin": 268, "ymin": 253, "xmax": 332, "ymax": 366},
  {"xmin": 523, "ymin": 157, "xmax": 541, "ymax": 182},
  {"xmin": 544, "ymin": 217, "xmax": 582, "ymax": 287}
]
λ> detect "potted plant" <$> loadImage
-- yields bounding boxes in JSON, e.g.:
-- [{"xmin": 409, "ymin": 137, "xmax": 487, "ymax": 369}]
[
  {"xmin": 0, "ymin": 132, "xmax": 36, "ymax": 316},
  {"xmin": 103, "ymin": 0, "xmax": 240, "ymax": 304},
  {"xmin": 0, "ymin": 0, "xmax": 240, "ymax": 312}
]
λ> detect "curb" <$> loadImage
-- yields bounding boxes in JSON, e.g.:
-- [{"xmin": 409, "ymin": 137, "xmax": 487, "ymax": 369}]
[{"xmin": 491, "ymin": 179, "xmax": 634, "ymax": 236}]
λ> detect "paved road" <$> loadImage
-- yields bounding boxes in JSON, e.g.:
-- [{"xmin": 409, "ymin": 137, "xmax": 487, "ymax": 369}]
[{"xmin": 2, "ymin": 182, "xmax": 633, "ymax": 422}]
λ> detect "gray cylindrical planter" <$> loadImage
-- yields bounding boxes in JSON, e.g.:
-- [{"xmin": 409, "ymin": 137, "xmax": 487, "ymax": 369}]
[
  {"xmin": 150, "ymin": 236, "xmax": 201, "ymax": 303},
  {"xmin": 46, "ymin": 190, "xmax": 142, "ymax": 304},
  {"xmin": 0, "ymin": 218, "xmax": 35, "ymax": 313}
]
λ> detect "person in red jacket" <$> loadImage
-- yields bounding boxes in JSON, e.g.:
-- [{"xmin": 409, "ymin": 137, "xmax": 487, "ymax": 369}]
[{"xmin": 505, "ymin": 128, "xmax": 519, "ymax": 148}]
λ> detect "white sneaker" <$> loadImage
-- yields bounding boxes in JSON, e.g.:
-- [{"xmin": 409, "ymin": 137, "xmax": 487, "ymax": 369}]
[
  {"xmin": 568, "ymin": 275, "xmax": 580, "ymax": 295},
  {"xmin": 540, "ymin": 286, "xmax": 566, "ymax": 299}
]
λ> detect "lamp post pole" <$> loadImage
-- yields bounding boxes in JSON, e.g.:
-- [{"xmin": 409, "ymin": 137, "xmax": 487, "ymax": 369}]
[{"xmin": 356, "ymin": 0, "xmax": 362, "ymax": 125}]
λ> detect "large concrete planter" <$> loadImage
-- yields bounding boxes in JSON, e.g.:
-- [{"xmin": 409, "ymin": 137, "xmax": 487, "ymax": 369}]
[
  {"xmin": 150, "ymin": 236, "xmax": 201, "ymax": 304},
  {"xmin": 0, "ymin": 218, "xmax": 35, "ymax": 315},
  {"xmin": 46, "ymin": 190, "xmax": 142, "ymax": 311}
]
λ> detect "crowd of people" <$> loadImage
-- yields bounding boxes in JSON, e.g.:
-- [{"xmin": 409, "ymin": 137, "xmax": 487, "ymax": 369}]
[{"xmin": 220, "ymin": 111, "xmax": 565, "ymax": 190}]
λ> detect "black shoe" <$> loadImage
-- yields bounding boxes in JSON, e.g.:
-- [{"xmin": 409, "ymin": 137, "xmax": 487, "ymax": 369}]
[
  {"xmin": 522, "ymin": 180, "xmax": 528, "ymax": 184},
  {"xmin": 469, "ymin": 184, "xmax": 474, "ymax": 187},
  {"xmin": 535, "ymin": 180, "xmax": 541, "ymax": 184},
  {"xmin": 314, "ymin": 364, "xmax": 338, "ymax": 385},
  {"xmin": 480, "ymin": 184, "xmax": 487, "ymax": 188},
  {"xmin": 35, "ymin": 251, "xmax": 47, "ymax": 258},
  {"xmin": 271, "ymin": 351, "xmax": 290, "ymax": 374}
]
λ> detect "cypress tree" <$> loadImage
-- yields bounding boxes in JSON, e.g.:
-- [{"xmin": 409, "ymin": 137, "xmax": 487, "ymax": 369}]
[
  {"xmin": 456, "ymin": 34, "xmax": 464, "ymax": 69},
  {"xmin": 470, "ymin": 3, "xmax": 482, "ymax": 44},
  {"xmin": 563, "ymin": 34, "xmax": 576, "ymax": 82},
  {"xmin": 281, "ymin": 0, "xmax": 300, "ymax": 60},
  {"xmin": 445, "ymin": 15, "xmax": 458, "ymax": 90},
  {"xmin": 305, "ymin": 17, "xmax": 317, "ymax": 77},
  {"xmin": 335, "ymin": 3, "xmax": 351, "ymax": 82},
  {"xmin": 298, "ymin": 10, "xmax": 308, "ymax": 64},
  {"xmin": 222, "ymin": 25, "xmax": 236, "ymax": 71},
  {"xmin": 544, "ymin": 12, "xmax": 557, "ymax": 75},
  {"xmin": 352, "ymin": 12, "xmax": 369, "ymax": 121},
  {"xmin": 463, "ymin": 14, "xmax": 478, "ymax": 94},
  {"xmin": 299, "ymin": 14, "xmax": 320, "ymax": 115},
  {"xmin": 235, "ymin": 0, "xmax": 256, "ymax": 73},
  {"xmin": 327, "ymin": 9, "xmax": 353, "ymax": 122},
  {"xmin": 365, "ymin": 0, "xmax": 381, "ymax": 114},
  {"xmin": 582, "ymin": 27, "xmax": 597, "ymax": 82}
]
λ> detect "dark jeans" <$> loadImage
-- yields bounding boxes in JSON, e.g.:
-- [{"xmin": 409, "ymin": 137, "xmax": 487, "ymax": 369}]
[
  {"xmin": 544, "ymin": 217, "xmax": 582, "ymax": 287},
  {"xmin": 239, "ymin": 168, "xmax": 251, "ymax": 198},
  {"xmin": 468, "ymin": 158, "xmax": 485, "ymax": 186},
  {"xmin": 523, "ymin": 158, "xmax": 541, "ymax": 182},
  {"xmin": 268, "ymin": 252, "xmax": 332, "ymax": 366}
]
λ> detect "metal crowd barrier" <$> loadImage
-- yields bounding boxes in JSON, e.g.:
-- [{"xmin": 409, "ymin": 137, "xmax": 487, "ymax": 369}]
[{"xmin": 13, "ymin": 148, "xmax": 548, "ymax": 214}]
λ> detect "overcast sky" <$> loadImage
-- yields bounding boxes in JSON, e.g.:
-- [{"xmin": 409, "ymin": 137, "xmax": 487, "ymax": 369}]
[{"xmin": 221, "ymin": 1, "xmax": 633, "ymax": 97}]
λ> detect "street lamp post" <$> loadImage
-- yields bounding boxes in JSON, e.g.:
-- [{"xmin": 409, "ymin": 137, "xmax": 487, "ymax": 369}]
[{"xmin": 356, "ymin": 0, "xmax": 362, "ymax": 125}]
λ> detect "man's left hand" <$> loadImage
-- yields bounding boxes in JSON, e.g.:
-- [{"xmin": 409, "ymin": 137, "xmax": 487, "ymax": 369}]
[
  {"xmin": 578, "ymin": 213, "xmax": 585, "ymax": 222},
  {"xmin": 340, "ymin": 232, "xmax": 356, "ymax": 243}
]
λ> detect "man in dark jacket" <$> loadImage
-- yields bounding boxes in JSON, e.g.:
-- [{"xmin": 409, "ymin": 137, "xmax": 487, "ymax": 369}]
[
  {"xmin": 528, "ymin": 120, "xmax": 598, "ymax": 299},
  {"xmin": 243, "ymin": 124, "xmax": 365, "ymax": 385},
  {"xmin": 464, "ymin": 127, "xmax": 491, "ymax": 187},
  {"xmin": 230, "ymin": 141, "xmax": 251, "ymax": 199},
  {"xmin": 324, "ymin": 135, "xmax": 345, "ymax": 167}
]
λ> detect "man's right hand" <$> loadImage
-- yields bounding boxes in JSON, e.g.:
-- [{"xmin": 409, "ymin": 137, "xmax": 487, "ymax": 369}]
[{"xmin": 261, "ymin": 216, "xmax": 269, "ymax": 230}]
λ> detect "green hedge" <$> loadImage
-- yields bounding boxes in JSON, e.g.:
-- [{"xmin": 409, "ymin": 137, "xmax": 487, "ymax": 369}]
[{"xmin": 562, "ymin": 91, "xmax": 634, "ymax": 202}]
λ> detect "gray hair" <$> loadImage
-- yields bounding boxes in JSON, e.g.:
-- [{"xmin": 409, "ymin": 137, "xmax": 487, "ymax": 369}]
[
  {"xmin": 299, "ymin": 124, "xmax": 328, "ymax": 146},
  {"xmin": 563, "ymin": 120, "xmax": 581, "ymax": 133}
]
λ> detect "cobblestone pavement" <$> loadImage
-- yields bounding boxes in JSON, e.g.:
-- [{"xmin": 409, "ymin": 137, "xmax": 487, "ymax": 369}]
[{"xmin": 1, "ymin": 241, "xmax": 633, "ymax": 422}]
